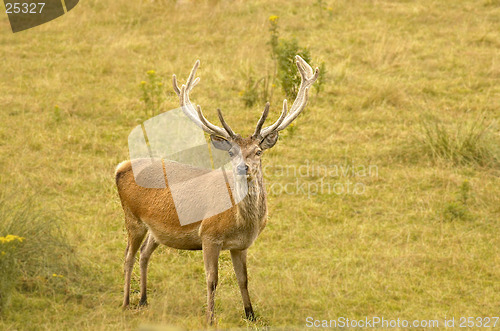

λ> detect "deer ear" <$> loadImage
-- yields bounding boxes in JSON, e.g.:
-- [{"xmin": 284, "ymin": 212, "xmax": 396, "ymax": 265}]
[
  {"xmin": 260, "ymin": 132, "xmax": 279, "ymax": 150},
  {"xmin": 210, "ymin": 135, "xmax": 232, "ymax": 151}
]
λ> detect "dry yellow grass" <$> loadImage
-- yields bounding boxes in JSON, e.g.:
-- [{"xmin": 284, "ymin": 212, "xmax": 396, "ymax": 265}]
[{"xmin": 0, "ymin": 0, "xmax": 499, "ymax": 330}]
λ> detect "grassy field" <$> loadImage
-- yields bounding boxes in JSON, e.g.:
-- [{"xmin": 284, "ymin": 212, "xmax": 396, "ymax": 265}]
[{"xmin": 0, "ymin": 0, "xmax": 499, "ymax": 329}]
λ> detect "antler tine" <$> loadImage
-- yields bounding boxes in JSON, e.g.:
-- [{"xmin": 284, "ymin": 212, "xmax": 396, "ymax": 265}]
[
  {"xmin": 259, "ymin": 56, "xmax": 319, "ymax": 136},
  {"xmin": 296, "ymin": 55, "xmax": 320, "ymax": 82},
  {"xmin": 217, "ymin": 108, "xmax": 236, "ymax": 138},
  {"xmin": 186, "ymin": 60, "xmax": 200, "ymax": 90},
  {"xmin": 172, "ymin": 74, "xmax": 181, "ymax": 96},
  {"xmin": 196, "ymin": 105, "xmax": 229, "ymax": 138},
  {"xmin": 275, "ymin": 87, "xmax": 310, "ymax": 131},
  {"xmin": 260, "ymin": 100, "xmax": 288, "ymax": 137},
  {"xmin": 178, "ymin": 84, "xmax": 209, "ymax": 131},
  {"xmin": 172, "ymin": 61, "xmax": 200, "ymax": 96},
  {"xmin": 173, "ymin": 60, "xmax": 229, "ymax": 138},
  {"xmin": 252, "ymin": 102, "xmax": 270, "ymax": 138},
  {"xmin": 275, "ymin": 56, "xmax": 319, "ymax": 132}
]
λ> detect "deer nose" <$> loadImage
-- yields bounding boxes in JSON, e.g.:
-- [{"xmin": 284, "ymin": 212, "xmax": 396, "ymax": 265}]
[{"xmin": 237, "ymin": 164, "xmax": 249, "ymax": 175}]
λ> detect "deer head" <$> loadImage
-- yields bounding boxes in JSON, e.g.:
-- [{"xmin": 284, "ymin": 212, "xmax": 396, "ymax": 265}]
[{"xmin": 172, "ymin": 56, "xmax": 319, "ymax": 181}]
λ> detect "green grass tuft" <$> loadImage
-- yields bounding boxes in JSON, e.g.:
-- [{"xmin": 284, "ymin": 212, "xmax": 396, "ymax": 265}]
[
  {"xmin": 0, "ymin": 196, "xmax": 80, "ymax": 313},
  {"xmin": 418, "ymin": 116, "xmax": 499, "ymax": 168}
]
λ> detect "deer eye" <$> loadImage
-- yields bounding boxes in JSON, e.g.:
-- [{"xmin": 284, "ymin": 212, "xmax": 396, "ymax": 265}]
[
  {"xmin": 256, "ymin": 150, "xmax": 262, "ymax": 156},
  {"xmin": 228, "ymin": 151, "xmax": 235, "ymax": 157}
]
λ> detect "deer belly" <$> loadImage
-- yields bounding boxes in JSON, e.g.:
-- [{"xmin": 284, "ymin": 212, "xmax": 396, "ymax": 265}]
[{"xmin": 147, "ymin": 223, "xmax": 203, "ymax": 250}]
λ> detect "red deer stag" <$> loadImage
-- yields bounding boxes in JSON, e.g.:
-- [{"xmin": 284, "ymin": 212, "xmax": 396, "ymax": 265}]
[{"xmin": 115, "ymin": 55, "xmax": 319, "ymax": 324}]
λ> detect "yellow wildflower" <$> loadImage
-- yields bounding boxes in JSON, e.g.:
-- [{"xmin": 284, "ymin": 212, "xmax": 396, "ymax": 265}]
[
  {"xmin": 140, "ymin": 81, "xmax": 146, "ymax": 85},
  {"xmin": 147, "ymin": 70, "xmax": 156, "ymax": 75},
  {"xmin": 269, "ymin": 15, "xmax": 279, "ymax": 23},
  {"xmin": 327, "ymin": 7, "xmax": 333, "ymax": 11},
  {"xmin": 0, "ymin": 235, "xmax": 24, "ymax": 243},
  {"xmin": 1, "ymin": 251, "xmax": 5, "ymax": 255}
]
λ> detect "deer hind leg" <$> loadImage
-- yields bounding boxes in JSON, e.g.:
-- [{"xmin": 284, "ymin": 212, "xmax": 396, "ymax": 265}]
[
  {"xmin": 138, "ymin": 232, "xmax": 159, "ymax": 307},
  {"xmin": 230, "ymin": 249, "xmax": 255, "ymax": 321},
  {"xmin": 122, "ymin": 213, "xmax": 147, "ymax": 309},
  {"xmin": 202, "ymin": 242, "xmax": 221, "ymax": 325}
]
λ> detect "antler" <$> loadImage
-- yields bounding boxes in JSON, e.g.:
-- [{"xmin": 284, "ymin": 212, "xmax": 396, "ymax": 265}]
[
  {"xmin": 253, "ymin": 101, "xmax": 288, "ymax": 138},
  {"xmin": 173, "ymin": 57, "xmax": 318, "ymax": 141},
  {"xmin": 252, "ymin": 102, "xmax": 270, "ymax": 138},
  {"xmin": 173, "ymin": 61, "xmax": 234, "ymax": 139},
  {"xmin": 260, "ymin": 55, "xmax": 319, "ymax": 137}
]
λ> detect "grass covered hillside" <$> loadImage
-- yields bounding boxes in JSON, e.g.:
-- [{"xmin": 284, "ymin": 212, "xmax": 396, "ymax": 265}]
[{"xmin": 0, "ymin": 0, "xmax": 499, "ymax": 329}]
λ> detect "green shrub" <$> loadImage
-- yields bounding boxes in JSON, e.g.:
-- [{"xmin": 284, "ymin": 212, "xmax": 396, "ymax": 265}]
[
  {"xmin": 274, "ymin": 38, "xmax": 312, "ymax": 99},
  {"xmin": 140, "ymin": 70, "xmax": 165, "ymax": 118},
  {"xmin": 268, "ymin": 15, "xmax": 325, "ymax": 100},
  {"xmin": 239, "ymin": 15, "xmax": 325, "ymax": 108}
]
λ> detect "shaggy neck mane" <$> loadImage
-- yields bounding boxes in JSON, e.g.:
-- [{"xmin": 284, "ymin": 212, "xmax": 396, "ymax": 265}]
[{"xmin": 236, "ymin": 167, "xmax": 267, "ymax": 224}]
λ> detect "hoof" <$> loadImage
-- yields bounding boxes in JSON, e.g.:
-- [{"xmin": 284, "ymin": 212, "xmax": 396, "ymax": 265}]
[
  {"xmin": 245, "ymin": 307, "xmax": 256, "ymax": 321},
  {"xmin": 206, "ymin": 313, "xmax": 216, "ymax": 326}
]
